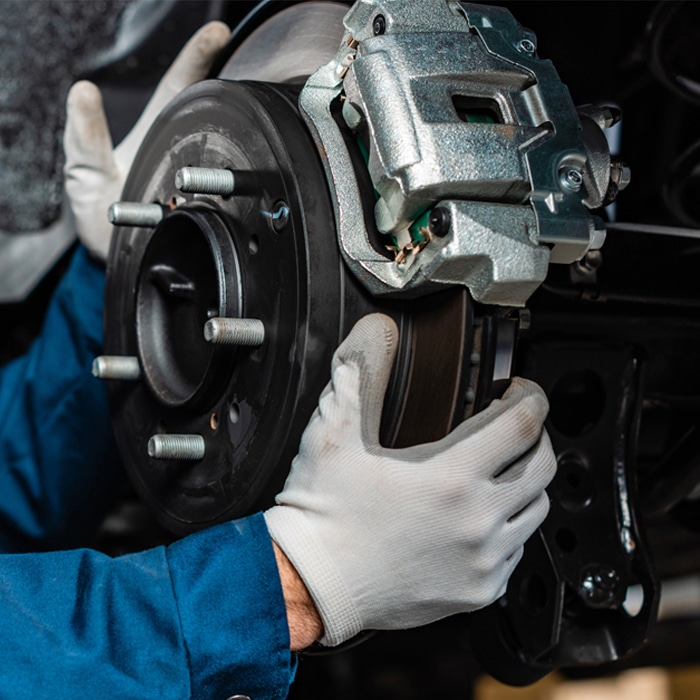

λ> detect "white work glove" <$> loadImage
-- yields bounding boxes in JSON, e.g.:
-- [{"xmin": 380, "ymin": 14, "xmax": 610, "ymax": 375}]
[
  {"xmin": 265, "ymin": 313, "xmax": 556, "ymax": 647},
  {"xmin": 63, "ymin": 21, "xmax": 230, "ymax": 261}
]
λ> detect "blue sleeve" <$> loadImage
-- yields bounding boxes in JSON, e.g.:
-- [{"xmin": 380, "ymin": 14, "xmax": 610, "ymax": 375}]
[
  {"xmin": 0, "ymin": 245, "xmax": 125, "ymax": 552},
  {"xmin": 0, "ymin": 512, "xmax": 295, "ymax": 699}
]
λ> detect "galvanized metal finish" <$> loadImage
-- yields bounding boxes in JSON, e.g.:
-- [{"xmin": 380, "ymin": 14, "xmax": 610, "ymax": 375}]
[
  {"xmin": 108, "ymin": 201, "xmax": 165, "ymax": 228},
  {"xmin": 175, "ymin": 167, "xmax": 236, "ymax": 196},
  {"xmin": 91, "ymin": 355, "xmax": 141, "ymax": 381},
  {"xmin": 203, "ymin": 317, "xmax": 265, "ymax": 347},
  {"xmin": 299, "ymin": 0, "xmax": 616, "ymax": 305},
  {"xmin": 147, "ymin": 434, "xmax": 205, "ymax": 461}
]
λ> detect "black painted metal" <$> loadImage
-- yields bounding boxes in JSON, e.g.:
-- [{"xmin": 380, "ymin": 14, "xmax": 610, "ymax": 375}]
[
  {"xmin": 470, "ymin": 335, "xmax": 660, "ymax": 684},
  {"xmin": 136, "ymin": 206, "xmax": 242, "ymax": 409}
]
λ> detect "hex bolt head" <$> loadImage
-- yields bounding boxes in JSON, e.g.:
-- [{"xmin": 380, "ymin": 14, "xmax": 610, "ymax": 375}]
[
  {"xmin": 610, "ymin": 159, "xmax": 632, "ymax": 192},
  {"xmin": 428, "ymin": 207, "xmax": 451, "ymax": 237},
  {"xmin": 373, "ymin": 14, "xmax": 386, "ymax": 35},
  {"xmin": 579, "ymin": 564, "xmax": 621, "ymax": 609},
  {"xmin": 148, "ymin": 434, "xmax": 205, "ymax": 461},
  {"xmin": 92, "ymin": 355, "xmax": 141, "ymax": 381},
  {"xmin": 175, "ymin": 167, "xmax": 236, "ymax": 196},
  {"xmin": 204, "ymin": 318, "xmax": 265, "ymax": 347},
  {"xmin": 108, "ymin": 202, "xmax": 165, "ymax": 228}
]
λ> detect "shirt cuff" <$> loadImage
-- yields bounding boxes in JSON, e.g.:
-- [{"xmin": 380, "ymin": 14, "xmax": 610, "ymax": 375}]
[{"xmin": 166, "ymin": 512, "xmax": 296, "ymax": 700}]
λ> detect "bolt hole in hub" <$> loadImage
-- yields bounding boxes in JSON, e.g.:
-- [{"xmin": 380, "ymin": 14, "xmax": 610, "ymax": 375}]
[{"xmin": 136, "ymin": 206, "xmax": 241, "ymax": 409}]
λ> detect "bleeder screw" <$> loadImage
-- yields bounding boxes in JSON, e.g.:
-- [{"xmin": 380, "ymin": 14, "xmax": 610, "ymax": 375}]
[{"xmin": 560, "ymin": 166, "xmax": 583, "ymax": 193}]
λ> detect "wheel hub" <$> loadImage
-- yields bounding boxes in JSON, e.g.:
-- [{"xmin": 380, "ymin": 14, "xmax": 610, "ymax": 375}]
[
  {"xmin": 136, "ymin": 205, "xmax": 242, "ymax": 409},
  {"xmin": 103, "ymin": 79, "xmax": 486, "ymax": 533}
]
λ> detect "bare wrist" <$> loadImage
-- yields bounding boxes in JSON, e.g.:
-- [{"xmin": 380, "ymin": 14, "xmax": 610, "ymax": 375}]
[{"xmin": 272, "ymin": 541, "xmax": 323, "ymax": 650}]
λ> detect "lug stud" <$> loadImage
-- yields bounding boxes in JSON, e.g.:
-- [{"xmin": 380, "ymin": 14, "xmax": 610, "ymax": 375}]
[
  {"xmin": 148, "ymin": 434, "xmax": 205, "ymax": 461},
  {"xmin": 92, "ymin": 356, "xmax": 141, "ymax": 380},
  {"xmin": 108, "ymin": 202, "xmax": 165, "ymax": 227},
  {"xmin": 203, "ymin": 318, "xmax": 265, "ymax": 347},
  {"xmin": 175, "ymin": 167, "xmax": 236, "ymax": 196}
]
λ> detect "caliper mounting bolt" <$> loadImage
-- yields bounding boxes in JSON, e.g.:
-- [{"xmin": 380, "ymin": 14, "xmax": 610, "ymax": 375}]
[
  {"xmin": 148, "ymin": 434, "xmax": 205, "ymax": 461},
  {"xmin": 175, "ymin": 167, "xmax": 236, "ymax": 197}
]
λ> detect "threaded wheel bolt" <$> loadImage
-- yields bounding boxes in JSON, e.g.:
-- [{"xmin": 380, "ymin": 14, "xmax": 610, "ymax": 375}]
[
  {"xmin": 92, "ymin": 356, "xmax": 141, "ymax": 380},
  {"xmin": 108, "ymin": 202, "xmax": 165, "ymax": 227},
  {"xmin": 175, "ymin": 167, "xmax": 236, "ymax": 196},
  {"xmin": 203, "ymin": 318, "xmax": 265, "ymax": 347},
  {"xmin": 148, "ymin": 434, "xmax": 205, "ymax": 461}
]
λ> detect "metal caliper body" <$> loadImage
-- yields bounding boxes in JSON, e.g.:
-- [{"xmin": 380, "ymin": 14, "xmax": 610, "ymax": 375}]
[
  {"xmin": 299, "ymin": 0, "xmax": 654, "ymax": 682},
  {"xmin": 300, "ymin": 0, "xmax": 618, "ymax": 306}
]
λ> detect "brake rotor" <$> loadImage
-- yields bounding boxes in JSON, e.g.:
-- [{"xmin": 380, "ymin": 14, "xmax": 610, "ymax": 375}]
[{"xmin": 215, "ymin": 2, "xmax": 350, "ymax": 83}]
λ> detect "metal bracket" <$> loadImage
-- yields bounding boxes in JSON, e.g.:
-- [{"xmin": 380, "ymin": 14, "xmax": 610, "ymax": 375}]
[{"xmin": 299, "ymin": 0, "xmax": 611, "ymax": 305}]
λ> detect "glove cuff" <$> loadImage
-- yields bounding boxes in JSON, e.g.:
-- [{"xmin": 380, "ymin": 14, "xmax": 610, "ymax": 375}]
[{"xmin": 264, "ymin": 505, "xmax": 363, "ymax": 646}]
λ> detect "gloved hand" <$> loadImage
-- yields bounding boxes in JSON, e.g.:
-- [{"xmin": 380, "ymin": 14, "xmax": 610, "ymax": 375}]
[
  {"xmin": 63, "ymin": 21, "xmax": 230, "ymax": 261},
  {"xmin": 265, "ymin": 313, "xmax": 556, "ymax": 647}
]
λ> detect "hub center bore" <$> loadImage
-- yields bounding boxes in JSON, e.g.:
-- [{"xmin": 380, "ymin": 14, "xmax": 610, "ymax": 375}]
[{"xmin": 135, "ymin": 205, "xmax": 242, "ymax": 408}]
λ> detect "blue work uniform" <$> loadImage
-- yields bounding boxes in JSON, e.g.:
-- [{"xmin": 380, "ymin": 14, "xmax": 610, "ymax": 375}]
[{"xmin": 0, "ymin": 246, "xmax": 294, "ymax": 699}]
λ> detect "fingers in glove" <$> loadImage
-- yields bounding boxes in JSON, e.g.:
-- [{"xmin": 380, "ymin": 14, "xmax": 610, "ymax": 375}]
[
  {"xmin": 118, "ymin": 21, "xmax": 230, "ymax": 164},
  {"xmin": 502, "ymin": 490, "xmax": 550, "ymax": 555},
  {"xmin": 495, "ymin": 431, "xmax": 557, "ymax": 517},
  {"xmin": 329, "ymin": 313, "xmax": 399, "ymax": 446},
  {"xmin": 405, "ymin": 377, "xmax": 550, "ymax": 475},
  {"xmin": 151, "ymin": 21, "xmax": 230, "ymax": 109},
  {"xmin": 475, "ymin": 545, "xmax": 525, "ymax": 610},
  {"xmin": 64, "ymin": 81, "xmax": 116, "ymax": 179}
]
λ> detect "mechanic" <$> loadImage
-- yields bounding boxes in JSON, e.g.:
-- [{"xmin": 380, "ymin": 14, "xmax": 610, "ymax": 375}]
[{"xmin": 0, "ymin": 22, "xmax": 557, "ymax": 700}]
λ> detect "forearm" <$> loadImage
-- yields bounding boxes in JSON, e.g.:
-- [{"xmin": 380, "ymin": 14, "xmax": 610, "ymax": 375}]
[
  {"xmin": 0, "ymin": 245, "xmax": 124, "ymax": 552},
  {"xmin": 0, "ymin": 514, "xmax": 294, "ymax": 699},
  {"xmin": 273, "ymin": 541, "xmax": 323, "ymax": 650}
]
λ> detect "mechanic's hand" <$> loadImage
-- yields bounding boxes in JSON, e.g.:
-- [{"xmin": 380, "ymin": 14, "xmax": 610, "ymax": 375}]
[
  {"xmin": 63, "ymin": 21, "xmax": 230, "ymax": 261},
  {"xmin": 265, "ymin": 313, "xmax": 556, "ymax": 647}
]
